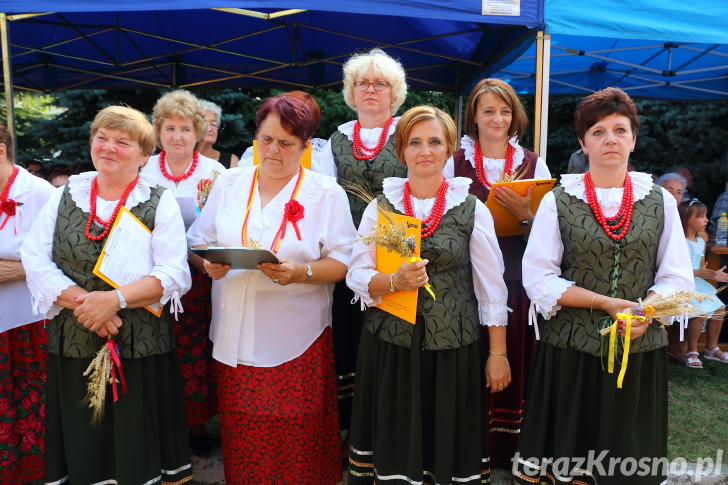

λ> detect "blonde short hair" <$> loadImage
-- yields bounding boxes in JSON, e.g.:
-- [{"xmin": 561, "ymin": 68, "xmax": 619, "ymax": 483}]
[
  {"xmin": 151, "ymin": 89, "xmax": 206, "ymax": 148},
  {"xmin": 342, "ymin": 48, "xmax": 407, "ymax": 116},
  {"xmin": 395, "ymin": 105, "xmax": 457, "ymax": 165},
  {"xmin": 90, "ymin": 105, "xmax": 156, "ymax": 156},
  {"xmin": 464, "ymin": 78, "xmax": 528, "ymax": 142}
]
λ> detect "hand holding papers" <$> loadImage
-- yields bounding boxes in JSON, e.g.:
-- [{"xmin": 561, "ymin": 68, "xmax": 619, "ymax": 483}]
[
  {"xmin": 485, "ymin": 178, "xmax": 556, "ymax": 236},
  {"xmin": 92, "ymin": 207, "xmax": 162, "ymax": 316}
]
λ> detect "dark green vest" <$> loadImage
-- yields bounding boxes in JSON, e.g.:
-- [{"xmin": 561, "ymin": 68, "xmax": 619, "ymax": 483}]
[
  {"xmin": 364, "ymin": 195, "xmax": 481, "ymax": 350},
  {"xmin": 48, "ymin": 184, "xmax": 176, "ymax": 359},
  {"xmin": 540, "ymin": 184, "xmax": 667, "ymax": 356},
  {"xmin": 330, "ymin": 130, "xmax": 407, "ymax": 227}
]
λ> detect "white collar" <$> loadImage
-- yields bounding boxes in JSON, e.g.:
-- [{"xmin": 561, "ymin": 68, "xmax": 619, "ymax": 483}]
[
  {"xmin": 382, "ymin": 176, "xmax": 472, "ymax": 214},
  {"xmin": 460, "ymin": 134, "xmax": 526, "ymax": 169},
  {"xmin": 337, "ymin": 117, "xmax": 400, "ymax": 141},
  {"xmin": 560, "ymin": 171, "xmax": 655, "ymax": 204},
  {"xmin": 68, "ymin": 171, "xmax": 153, "ymax": 211}
]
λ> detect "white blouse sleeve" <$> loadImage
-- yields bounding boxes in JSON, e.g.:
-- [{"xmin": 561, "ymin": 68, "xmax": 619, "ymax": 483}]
[
  {"xmin": 20, "ymin": 187, "xmax": 76, "ymax": 318},
  {"xmin": 533, "ymin": 156, "xmax": 551, "ymax": 179},
  {"xmin": 317, "ymin": 138, "xmax": 338, "ymax": 179},
  {"xmin": 470, "ymin": 201, "xmax": 509, "ymax": 326},
  {"xmin": 522, "ymin": 191, "xmax": 574, "ymax": 320},
  {"xmin": 151, "ymin": 190, "xmax": 192, "ymax": 309},
  {"xmin": 317, "ymin": 185, "xmax": 356, "ymax": 265},
  {"xmin": 651, "ymin": 187, "xmax": 695, "ymax": 296},
  {"xmin": 346, "ymin": 200, "xmax": 380, "ymax": 308}
]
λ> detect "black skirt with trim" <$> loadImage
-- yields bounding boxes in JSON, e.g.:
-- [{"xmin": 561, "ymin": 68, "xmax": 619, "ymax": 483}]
[
  {"xmin": 348, "ymin": 318, "xmax": 489, "ymax": 485},
  {"xmin": 513, "ymin": 342, "xmax": 668, "ymax": 485}
]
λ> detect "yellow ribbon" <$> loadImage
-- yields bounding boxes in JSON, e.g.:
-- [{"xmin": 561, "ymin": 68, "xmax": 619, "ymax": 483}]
[
  {"xmin": 607, "ymin": 313, "xmax": 644, "ymax": 388},
  {"xmin": 406, "ymin": 256, "xmax": 435, "ymax": 300}
]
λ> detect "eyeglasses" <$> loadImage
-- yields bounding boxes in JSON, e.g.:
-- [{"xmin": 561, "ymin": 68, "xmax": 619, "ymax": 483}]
[
  {"xmin": 355, "ymin": 80, "xmax": 390, "ymax": 91},
  {"xmin": 206, "ymin": 121, "xmax": 219, "ymax": 129}
]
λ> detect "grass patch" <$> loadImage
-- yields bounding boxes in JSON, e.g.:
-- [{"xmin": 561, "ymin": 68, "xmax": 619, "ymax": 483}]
[{"xmin": 668, "ymin": 359, "xmax": 728, "ymax": 460}]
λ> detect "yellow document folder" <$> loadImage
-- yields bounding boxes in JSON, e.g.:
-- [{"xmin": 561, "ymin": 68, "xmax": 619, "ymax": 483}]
[
  {"xmin": 92, "ymin": 206, "xmax": 163, "ymax": 317},
  {"xmin": 374, "ymin": 211, "xmax": 421, "ymax": 324},
  {"xmin": 485, "ymin": 178, "xmax": 556, "ymax": 237}
]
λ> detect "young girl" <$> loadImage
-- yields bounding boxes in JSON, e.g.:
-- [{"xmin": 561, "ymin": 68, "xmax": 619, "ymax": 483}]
[{"xmin": 678, "ymin": 199, "xmax": 728, "ymax": 368}]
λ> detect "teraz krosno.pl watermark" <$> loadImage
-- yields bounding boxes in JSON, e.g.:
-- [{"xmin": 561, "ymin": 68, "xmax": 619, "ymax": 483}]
[{"xmin": 513, "ymin": 450, "xmax": 725, "ymax": 481}]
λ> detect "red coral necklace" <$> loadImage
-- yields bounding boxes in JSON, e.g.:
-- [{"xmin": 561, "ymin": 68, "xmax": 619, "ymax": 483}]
[
  {"xmin": 159, "ymin": 150, "xmax": 198, "ymax": 182},
  {"xmin": 403, "ymin": 177, "xmax": 448, "ymax": 239},
  {"xmin": 0, "ymin": 165, "xmax": 19, "ymax": 230},
  {"xmin": 352, "ymin": 117, "xmax": 394, "ymax": 160},
  {"xmin": 85, "ymin": 176, "xmax": 138, "ymax": 241},
  {"xmin": 473, "ymin": 141, "xmax": 514, "ymax": 189},
  {"xmin": 241, "ymin": 166, "xmax": 305, "ymax": 253},
  {"xmin": 584, "ymin": 170, "xmax": 633, "ymax": 241}
]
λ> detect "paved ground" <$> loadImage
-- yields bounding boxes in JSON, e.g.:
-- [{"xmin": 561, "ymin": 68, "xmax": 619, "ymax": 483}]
[{"xmin": 190, "ymin": 442, "xmax": 728, "ymax": 484}]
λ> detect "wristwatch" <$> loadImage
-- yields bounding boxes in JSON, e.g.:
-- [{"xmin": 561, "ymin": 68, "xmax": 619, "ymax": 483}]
[
  {"xmin": 304, "ymin": 263, "xmax": 313, "ymax": 283},
  {"xmin": 519, "ymin": 216, "xmax": 534, "ymax": 227},
  {"xmin": 114, "ymin": 289, "xmax": 128, "ymax": 309}
]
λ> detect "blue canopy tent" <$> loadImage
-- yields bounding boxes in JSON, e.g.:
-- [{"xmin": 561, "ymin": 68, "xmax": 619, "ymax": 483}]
[
  {"xmin": 488, "ymin": 0, "xmax": 728, "ymax": 157},
  {"xmin": 0, "ymin": 0, "xmax": 544, "ymax": 157}
]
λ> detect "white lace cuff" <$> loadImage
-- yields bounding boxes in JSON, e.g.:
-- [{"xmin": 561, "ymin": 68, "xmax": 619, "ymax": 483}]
[
  {"xmin": 31, "ymin": 278, "xmax": 75, "ymax": 319},
  {"xmin": 528, "ymin": 279, "xmax": 573, "ymax": 339},
  {"xmin": 346, "ymin": 268, "xmax": 380, "ymax": 309},
  {"xmin": 480, "ymin": 302, "xmax": 509, "ymax": 327}
]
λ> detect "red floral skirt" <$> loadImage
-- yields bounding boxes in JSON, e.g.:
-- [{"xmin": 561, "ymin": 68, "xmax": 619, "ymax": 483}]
[
  {"xmin": 216, "ymin": 326, "xmax": 341, "ymax": 485},
  {"xmin": 176, "ymin": 266, "xmax": 217, "ymax": 425},
  {"xmin": 0, "ymin": 320, "xmax": 47, "ymax": 483}
]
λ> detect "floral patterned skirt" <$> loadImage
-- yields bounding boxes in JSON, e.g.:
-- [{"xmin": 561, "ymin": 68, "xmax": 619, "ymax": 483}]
[
  {"xmin": 176, "ymin": 266, "xmax": 217, "ymax": 425},
  {"xmin": 216, "ymin": 326, "xmax": 341, "ymax": 485},
  {"xmin": 0, "ymin": 320, "xmax": 47, "ymax": 484}
]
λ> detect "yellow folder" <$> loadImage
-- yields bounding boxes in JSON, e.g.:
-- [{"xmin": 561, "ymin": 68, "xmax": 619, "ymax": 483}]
[
  {"xmin": 374, "ymin": 211, "xmax": 422, "ymax": 324},
  {"xmin": 485, "ymin": 178, "xmax": 556, "ymax": 237}
]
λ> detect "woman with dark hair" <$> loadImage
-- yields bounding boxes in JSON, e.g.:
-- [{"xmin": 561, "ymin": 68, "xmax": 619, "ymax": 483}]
[
  {"xmin": 513, "ymin": 87, "xmax": 693, "ymax": 485},
  {"xmin": 347, "ymin": 105, "xmax": 509, "ymax": 484},
  {"xmin": 0, "ymin": 123, "xmax": 55, "ymax": 483},
  {"xmin": 187, "ymin": 95, "xmax": 356, "ymax": 484},
  {"xmin": 446, "ymin": 77, "xmax": 550, "ymax": 465}
]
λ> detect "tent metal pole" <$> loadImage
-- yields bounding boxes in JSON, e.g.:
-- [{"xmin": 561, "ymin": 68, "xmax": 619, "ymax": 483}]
[
  {"xmin": 534, "ymin": 31, "xmax": 550, "ymax": 159},
  {"xmin": 457, "ymin": 95, "xmax": 463, "ymax": 142},
  {"xmin": 0, "ymin": 13, "xmax": 16, "ymax": 161}
]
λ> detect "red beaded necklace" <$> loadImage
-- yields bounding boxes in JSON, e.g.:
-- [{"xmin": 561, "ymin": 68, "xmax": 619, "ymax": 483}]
[
  {"xmin": 403, "ymin": 177, "xmax": 448, "ymax": 239},
  {"xmin": 473, "ymin": 141, "xmax": 514, "ymax": 189},
  {"xmin": 159, "ymin": 150, "xmax": 198, "ymax": 182},
  {"xmin": 0, "ymin": 165, "xmax": 19, "ymax": 230},
  {"xmin": 352, "ymin": 116, "xmax": 394, "ymax": 160},
  {"xmin": 84, "ymin": 176, "xmax": 138, "ymax": 241},
  {"xmin": 584, "ymin": 170, "xmax": 633, "ymax": 241}
]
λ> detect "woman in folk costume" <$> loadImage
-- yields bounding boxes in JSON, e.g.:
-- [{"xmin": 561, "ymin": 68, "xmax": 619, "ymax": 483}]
[
  {"xmin": 21, "ymin": 105, "xmax": 193, "ymax": 484},
  {"xmin": 445, "ymin": 77, "xmax": 550, "ymax": 466},
  {"xmin": 513, "ymin": 87, "xmax": 693, "ymax": 485}
]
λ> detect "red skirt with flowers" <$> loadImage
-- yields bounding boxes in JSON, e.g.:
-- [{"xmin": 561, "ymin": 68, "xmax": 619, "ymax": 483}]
[
  {"xmin": 216, "ymin": 326, "xmax": 341, "ymax": 485},
  {"xmin": 0, "ymin": 320, "xmax": 47, "ymax": 483},
  {"xmin": 176, "ymin": 266, "xmax": 217, "ymax": 425}
]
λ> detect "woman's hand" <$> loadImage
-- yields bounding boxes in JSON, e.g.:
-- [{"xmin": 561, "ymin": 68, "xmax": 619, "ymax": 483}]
[
  {"xmin": 597, "ymin": 295, "xmax": 650, "ymax": 340},
  {"xmin": 485, "ymin": 353, "xmax": 511, "ymax": 394},
  {"xmin": 92, "ymin": 314, "xmax": 123, "ymax": 338},
  {"xmin": 492, "ymin": 185, "xmax": 533, "ymax": 223},
  {"xmin": 391, "ymin": 259, "xmax": 429, "ymax": 292},
  {"xmin": 259, "ymin": 258, "xmax": 305, "ymax": 285},
  {"xmin": 203, "ymin": 260, "xmax": 230, "ymax": 280},
  {"xmin": 598, "ymin": 296, "xmax": 638, "ymax": 322},
  {"xmin": 74, "ymin": 291, "xmax": 121, "ymax": 330}
]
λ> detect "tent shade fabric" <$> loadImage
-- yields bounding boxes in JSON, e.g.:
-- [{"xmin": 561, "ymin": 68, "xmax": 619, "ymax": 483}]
[
  {"xmin": 546, "ymin": 0, "xmax": 728, "ymax": 44},
  {"xmin": 0, "ymin": 1, "xmax": 543, "ymax": 94},
  {"xmin": 495, "ymin": 34, "xmax": 728, "ymax": 100}
]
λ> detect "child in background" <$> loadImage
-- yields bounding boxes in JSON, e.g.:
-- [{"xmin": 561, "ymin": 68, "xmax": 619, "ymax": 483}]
[{"xmin": 678, "ymin": 199, "xmax": 728, "ymax": 368}]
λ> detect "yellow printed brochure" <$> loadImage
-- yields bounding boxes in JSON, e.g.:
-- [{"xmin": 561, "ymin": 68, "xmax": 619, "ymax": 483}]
[
  {"xmin": 485, "ymin": 178, "xmax": 556, "ymax": 237},
  {"xmin": 375, "ymin": 212, "xmax": 421, "ymax": 324},
  {"xmin": 253, "ymin": 140, "xmax": 312, "ymax": 170},
  {"xmin": 92, "ymin": 206, "xmax": 163, "ymax": 317}
]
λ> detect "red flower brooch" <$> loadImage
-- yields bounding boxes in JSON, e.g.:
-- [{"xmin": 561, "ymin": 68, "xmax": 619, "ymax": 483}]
[{"xmin": 284, "ymin": 199, "xmax": 304, "ymax": 240}]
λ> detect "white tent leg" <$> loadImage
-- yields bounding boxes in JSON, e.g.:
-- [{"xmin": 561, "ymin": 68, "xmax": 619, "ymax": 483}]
[
  {"xmin": 534, "ymin": 31, "xmax": 550, "ymax": 160},
  {"xmin": 1, "ymin": 13, "xmax": 15, "ymax": 161},
  {"xmin": 457, "ymin": 95, "xmax": 463, "ymax": 142}
]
